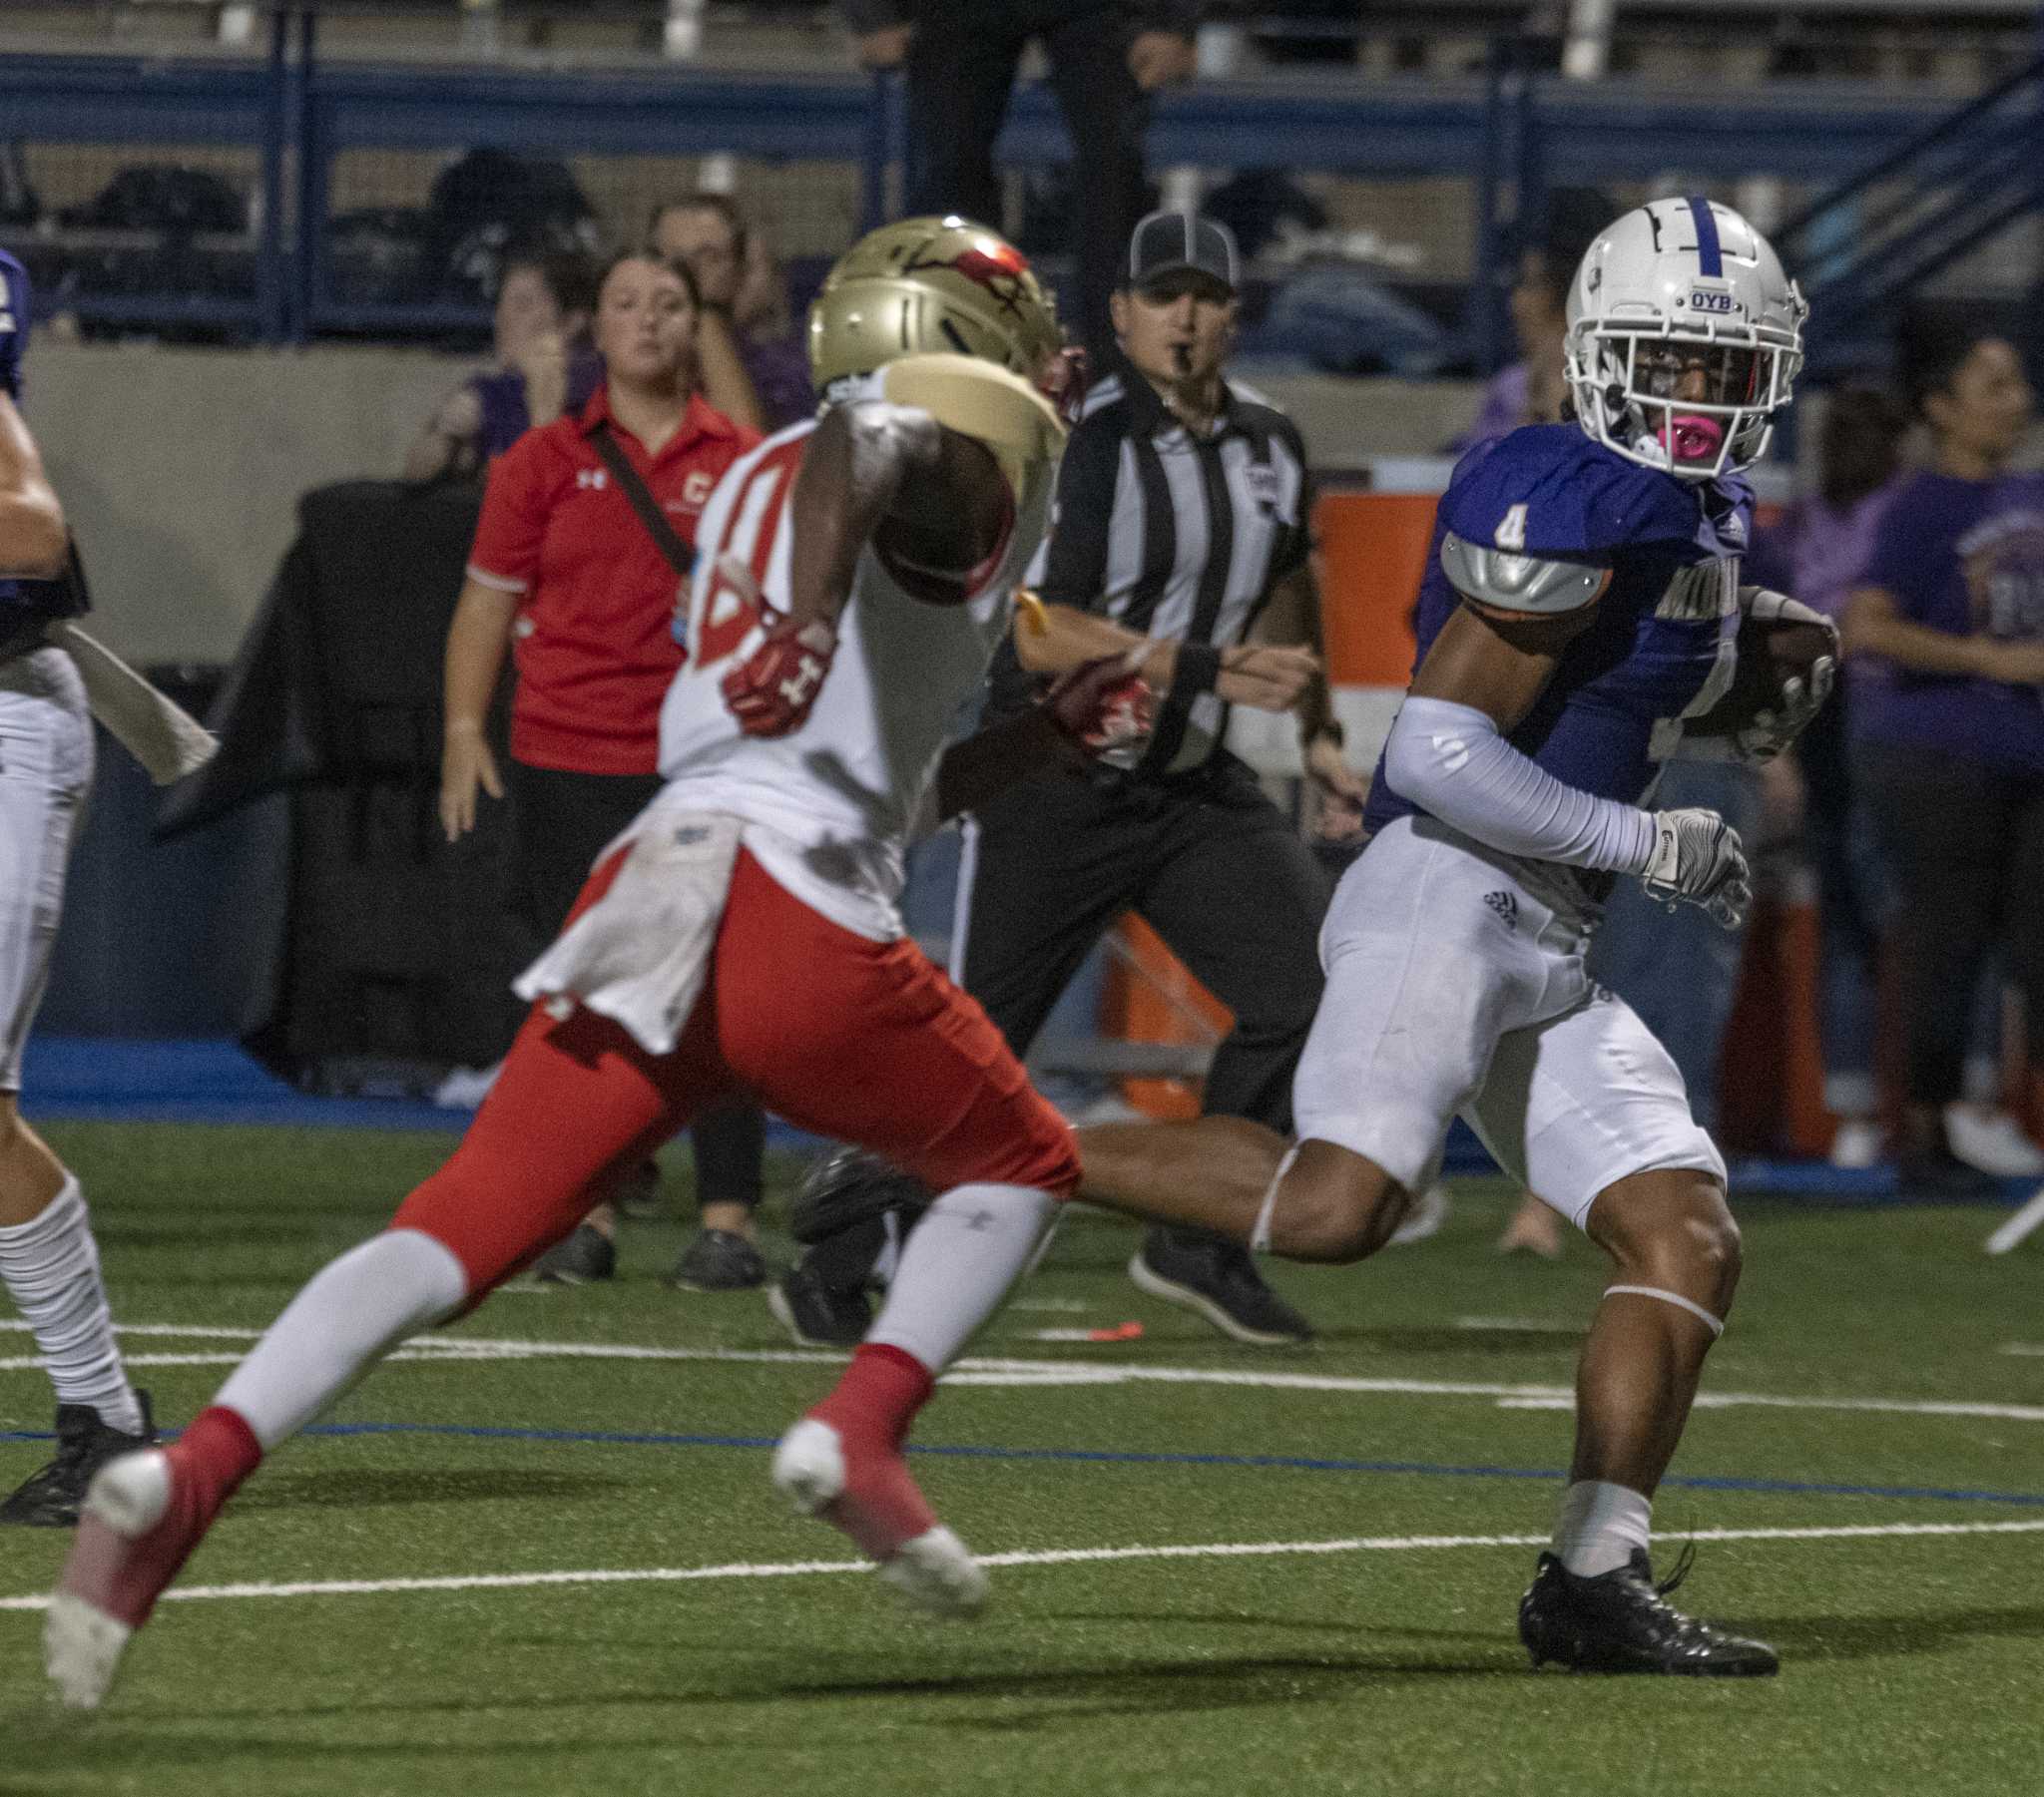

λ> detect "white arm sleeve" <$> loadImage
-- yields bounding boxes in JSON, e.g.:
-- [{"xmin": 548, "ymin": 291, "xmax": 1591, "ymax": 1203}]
[{"xmin": 1382, "ymin": 695, "xmax": 1659, "ymax": 875}]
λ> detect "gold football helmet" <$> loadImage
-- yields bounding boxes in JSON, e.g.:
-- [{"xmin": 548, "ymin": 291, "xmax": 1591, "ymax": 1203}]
[{"xmin": 807, "ymin": 216, "xmax": 1064, "ymax": 392}]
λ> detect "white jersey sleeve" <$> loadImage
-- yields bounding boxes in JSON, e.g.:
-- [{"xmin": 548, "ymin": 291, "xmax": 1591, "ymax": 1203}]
[{"xmin": 656, "ymin": 415, "xmax": 1055, "ymax": 940}]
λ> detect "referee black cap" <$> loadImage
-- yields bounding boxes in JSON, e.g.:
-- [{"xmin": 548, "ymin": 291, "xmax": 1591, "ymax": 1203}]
[{"xmin": 1125, "ymin": 211, "xmax": 1239, "ymax": 298}]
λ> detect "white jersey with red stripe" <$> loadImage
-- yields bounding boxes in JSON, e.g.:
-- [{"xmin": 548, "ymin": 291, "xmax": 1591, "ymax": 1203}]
[{"xmin": 656, "ymin": 410, "xmax": 1054, "ymax": 940}]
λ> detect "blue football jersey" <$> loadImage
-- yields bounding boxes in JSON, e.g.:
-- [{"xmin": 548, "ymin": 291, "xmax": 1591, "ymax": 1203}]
[{"xmin": 1364, "ymin": 425, "xmax": 1750, "ymax": 839}]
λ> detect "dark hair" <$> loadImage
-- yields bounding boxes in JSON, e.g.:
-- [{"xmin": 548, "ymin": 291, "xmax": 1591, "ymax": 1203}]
[
  {"xmin": 1816, "ymin": 383, "xmax": 1906, "ymax": 511},
  {"xmin": 646, "ymin": 192, "xmax": 750, "ymax": 258},
  {"xmin": 1900, "ymin": 324, "xmax": 2007, "ymax": 421},
  {"xmin": 498, "ymin": 243, "xmax": 599, "ymax": 320},
  {"xmin": 594, "ymin": 247, "xmax": 703, "ymax": 313}
]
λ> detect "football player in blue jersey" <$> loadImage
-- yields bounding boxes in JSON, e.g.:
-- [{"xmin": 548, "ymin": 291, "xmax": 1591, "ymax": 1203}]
[
  {"xmin": 1075, "ymin": 200, "xmax": 1831, "ymax": 1673},
  {"xmin": 0, "ymin": 248, "xmax": 157, "ymax": 1526}
]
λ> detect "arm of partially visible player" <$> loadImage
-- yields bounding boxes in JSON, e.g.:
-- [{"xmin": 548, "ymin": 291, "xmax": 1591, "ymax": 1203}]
[{"xmin": 0, "ymin": 393, "xmax": 68, "ymax": 580}]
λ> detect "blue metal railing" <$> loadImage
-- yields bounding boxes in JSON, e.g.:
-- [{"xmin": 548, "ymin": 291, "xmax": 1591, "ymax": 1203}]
[
  {"xmin": 1773, "ymin": 52, "xmax": 2044, "ymax": 364},
  {"xmin": 0, "ymin": 11, "xmax": 2019, "ymax": 350}
]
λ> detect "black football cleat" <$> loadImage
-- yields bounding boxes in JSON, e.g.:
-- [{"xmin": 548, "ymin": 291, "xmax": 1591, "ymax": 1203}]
[
  {"xmin": 1518, "ymin": 1547, "xmax": 1780, "ymax": 1676},
  {"xmin": 767, "ymin": 1264, "xmax": 871, "ymax": 1349},
  {"xmin": 786, "ymin": 1147, "xmax": 933, "ymax": 1247},
  {"xmin": 1, "ymin": 1392, "xmax": 158, "ymax": 1529},
  {"xmin": 1127, "ymin": 1228, "xmax": 1313, "ymax": 1346}
]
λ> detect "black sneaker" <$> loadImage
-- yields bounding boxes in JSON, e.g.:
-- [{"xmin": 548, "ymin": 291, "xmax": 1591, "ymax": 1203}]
[
  {"xmin": 670, "ymin": 1227, "xmax": 767, "ymax": 1292},
  {"xmin": 1518, "ymin": 1547, "xmax": 1779, "ymax": 1675},
  {"xmin": 530, "ymin": 1224, "xmax": 617, "ymax": 1286},
  {"xmin": 613, "ymin": 1157, "xmax": 666, "ymax": 1221},
  {"xmin": 1127, "ymin": 1229, "xmax": 1313, "ymax": 1346},
  {"xmin": 767, "ymin": 1264, "xmax": 871, "ymax": 1349},
  {"xmin": 0, "ymin": 1390, "xmax": 157, "ymax": 1528}
]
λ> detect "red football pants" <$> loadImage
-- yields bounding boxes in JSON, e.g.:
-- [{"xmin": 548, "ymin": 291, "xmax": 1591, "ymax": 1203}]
[{"xmin": 393, "ymin": 846, "xmax": 1080, "ymax": 1297}]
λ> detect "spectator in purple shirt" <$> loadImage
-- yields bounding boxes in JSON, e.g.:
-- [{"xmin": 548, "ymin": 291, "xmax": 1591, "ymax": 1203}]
[
  {"xmin": 1747, "ymin": 385, "xmax": 1908, "ymax": 1169},
  {"xmin": 649, "ymin": 194, "xmax": 814, "ymax": 432},
  {"xmin": 405, "ymin": 245, "xmax": 601, "ymax": 483},
  {"xmin": 1842, "ymin": 332, "xmax": 2044, "ymax": 1193}
]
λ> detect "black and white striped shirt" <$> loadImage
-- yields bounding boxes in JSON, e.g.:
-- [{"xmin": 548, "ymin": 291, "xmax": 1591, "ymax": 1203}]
[{"xmin": 993, "ymin": 369, "xmax": 1314, "ymax": 775}]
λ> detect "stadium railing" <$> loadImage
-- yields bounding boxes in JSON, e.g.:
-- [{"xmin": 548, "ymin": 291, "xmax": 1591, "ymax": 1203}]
[{"xmin": 1, "ymin": 6, "xmax": 2032, "ymax": 350}]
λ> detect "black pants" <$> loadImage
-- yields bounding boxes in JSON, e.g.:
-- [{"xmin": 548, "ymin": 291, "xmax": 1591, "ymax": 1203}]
[
  {"xmin": 507, "ymin": 758, "xmax": 765, "ymax": 1210},
  {"xmin": 957, "ymin": 757, "xmax": 1329, "ymax": 1137},
  {"xmin": 1862, "ymin": 742, "xmax": 2044, "ymax": 1110},
  {"xmin": 903, "ymin": 3, "xmax": 1150, "ymax": 364}
]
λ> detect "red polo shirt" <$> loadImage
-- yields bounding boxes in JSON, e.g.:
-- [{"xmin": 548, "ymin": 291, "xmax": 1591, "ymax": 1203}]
[{"xmin": 466, "ymin": 384, "xmax": 761, "ymax": 774}]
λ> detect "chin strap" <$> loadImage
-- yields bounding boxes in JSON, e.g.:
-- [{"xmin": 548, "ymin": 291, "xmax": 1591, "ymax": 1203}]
[
  {"xmin": 1250, "ymin": 1146, "xmax": 1298, "ymax": 1254},
  {"xmin": 1603, "ymin": 1283, "xmax": 1725, "ymax": 1338}
]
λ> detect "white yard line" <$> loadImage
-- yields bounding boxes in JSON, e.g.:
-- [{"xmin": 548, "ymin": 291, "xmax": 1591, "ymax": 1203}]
[
  {"xmin": 5, "ymin": 1324, "xmax": 2042, "ymax": 1425},
  {"xmin": 4, "ymin": 1518, "xmax": 2041, "ymax": 1614}
]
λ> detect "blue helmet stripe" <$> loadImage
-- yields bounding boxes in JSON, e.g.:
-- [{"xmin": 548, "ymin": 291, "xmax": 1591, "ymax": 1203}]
[{"xmin": 1687, "ymin": 197, "xmax": 1724, "ymax": 277}]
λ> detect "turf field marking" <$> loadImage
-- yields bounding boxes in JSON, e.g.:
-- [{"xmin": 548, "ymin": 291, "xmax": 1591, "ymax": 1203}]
[
  {"xmin": 8, "ymin": 1325, "xmax": 2044, "ymax": 1426},
  {"xmin": 1453, "ymin": 1317, "xmax": 1575, "ymax": 1332},
  {"xmin": 5, "ymin": 1518, "xmax": 2043, "ymax": 1614}
]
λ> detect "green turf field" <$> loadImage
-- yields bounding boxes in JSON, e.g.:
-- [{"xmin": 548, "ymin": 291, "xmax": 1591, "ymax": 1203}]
[{"xmin": 3, "ymin": 1122, "xmax": 2040, "ymax": 1796}]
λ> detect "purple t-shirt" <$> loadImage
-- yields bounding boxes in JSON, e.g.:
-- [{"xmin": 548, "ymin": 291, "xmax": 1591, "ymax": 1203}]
[
  {"xmin": 1852, "ymin": 468, "xmax": 2044, "ymax": 774},
  {"xmin": 1747, "ymin": 480, "xmax": 1899, "ymax": 622},
  {"xmin": 472, "ymin": 347, "xmax": 605, "ymax": 459}
]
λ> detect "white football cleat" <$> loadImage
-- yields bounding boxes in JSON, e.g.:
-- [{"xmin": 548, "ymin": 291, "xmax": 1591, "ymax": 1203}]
[
  {"xmin": 771, "ymin": 1417, "xmax": 847, "ymax": 1518},
  {"xmin": 1388, "ymin": 1184, "xmax": 1450, "ymax": 1247},
  {"xmin": 771, "ymin": 1417, "xmax": 987, "ymax": 1618},
  {"xmin": 45, "ymin": 1594, "xmax": 134, "ymax": 1712},
  {"xmin": 877, "ymin": 1527, "xmax": 989, "ymax": 1618},
  {"xmin": 45, "ymin": 1449, "xmax": 174, "ymax": 1710},
  {"xmin": 1945, "ymin": 1105, "xmax": 2044, "ymax": 1177}
]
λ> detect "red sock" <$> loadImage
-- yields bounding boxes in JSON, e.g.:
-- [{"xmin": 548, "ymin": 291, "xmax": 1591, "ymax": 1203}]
[
  {"xmin": 809, "ymin": 1343, "xmax": 935, "ymax": 1450},
  {"xmin": 64, "ymin": 1406, "xmax": 265, "ymax": 1630},
  {"xmin": 170, "ymin": 1405, "xmax": 264, "ymax": 1523}
]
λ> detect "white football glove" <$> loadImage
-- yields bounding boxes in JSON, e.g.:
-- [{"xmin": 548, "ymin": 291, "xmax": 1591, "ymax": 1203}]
[
  {"xmin": 1738, "ymin": 591, "xmax": 1839, "ymax": 763},
  {"xmin": 1640, "ymin": 806, "xmax": 1753, "ymax": 931}
]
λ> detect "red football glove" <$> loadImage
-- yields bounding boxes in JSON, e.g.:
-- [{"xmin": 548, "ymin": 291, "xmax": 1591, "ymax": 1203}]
[
  {"xmin": 1043, "ymin": 652, "xmax": 1155, "ymax": 756},
  {"xmin": 721, "ymin": 616, "xmax": 839, "ymax": 737}
]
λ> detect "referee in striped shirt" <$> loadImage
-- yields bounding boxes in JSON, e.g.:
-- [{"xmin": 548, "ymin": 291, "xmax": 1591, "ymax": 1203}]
[{"xmin": 774, "ymin": 212, "xmax": 1367, "ymax": 1349}]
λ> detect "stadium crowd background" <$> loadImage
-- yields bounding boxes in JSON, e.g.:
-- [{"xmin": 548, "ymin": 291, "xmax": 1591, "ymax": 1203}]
[{"xmin": 5, "ymin": 0, "xmax": 2044, "ymax": 1195}]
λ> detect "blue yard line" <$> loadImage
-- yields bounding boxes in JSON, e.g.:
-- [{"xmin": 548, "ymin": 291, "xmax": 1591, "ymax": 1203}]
[{"xmin": 10, "ymin": 1418, "xmax": 2035, "ymax": 1509}]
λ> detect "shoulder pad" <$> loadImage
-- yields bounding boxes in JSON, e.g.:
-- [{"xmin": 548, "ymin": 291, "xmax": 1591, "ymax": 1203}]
[
  {"xmin": 1440, "ymin": 533, "xmax": 1609, "ymax": 615},
  {"xmin": 1442, "ymin": 425, "xmax": 1699, "ymax": 558}
]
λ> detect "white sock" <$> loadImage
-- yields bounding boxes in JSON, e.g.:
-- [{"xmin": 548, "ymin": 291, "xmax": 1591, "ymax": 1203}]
[
  {"xmin": 0, "ymin": 1175, "xmax": 144, "ymax": 1435},
  {"xmin": 1552, "ymin": 1479, "xmax": 1653, "ymax": 1578},
  {"xmin": 215, "ymin": 1229, "xmax": 468, "ymax": 1450},
  {"xmin": 865, "ymin": 1182, "xmax": 1057, "ymax": 1372}
]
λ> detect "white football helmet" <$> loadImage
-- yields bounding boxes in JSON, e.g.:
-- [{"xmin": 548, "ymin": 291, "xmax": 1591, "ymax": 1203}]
[{"xmin": 1564, "ymin": 198, "xmax": 1807, "ymax": 482}]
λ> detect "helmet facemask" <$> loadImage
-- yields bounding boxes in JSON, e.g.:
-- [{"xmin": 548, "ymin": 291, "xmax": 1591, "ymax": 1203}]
[{"xmin": 1568, "ymin": 321, "xmax": 1800, "ymax": 482}]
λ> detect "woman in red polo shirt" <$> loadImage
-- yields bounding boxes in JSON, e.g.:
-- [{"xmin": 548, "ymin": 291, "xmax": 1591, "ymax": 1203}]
[{"xmin": 438, "ymin": 249, "xmax": 766, "ymax": 1288}]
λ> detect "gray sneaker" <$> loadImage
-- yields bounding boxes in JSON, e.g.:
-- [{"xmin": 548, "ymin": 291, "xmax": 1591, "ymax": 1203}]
[
  {"xmin": 530, "ymin": 1224, "xmax": 616, "ymax": 1285},
  {"xmin": 669, "ymin": 1227, "xmax": 766, "ymax": 1292}
]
